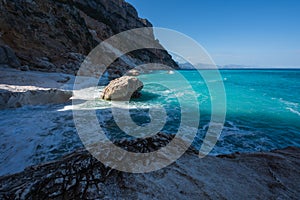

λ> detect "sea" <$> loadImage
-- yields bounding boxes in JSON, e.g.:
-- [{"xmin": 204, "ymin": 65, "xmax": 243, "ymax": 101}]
[
  {"xmin": 0, "ymin": 69, "xmax": 299, "ymax": 175},
  {"xmin": 136, "ymin": 69, "xmax": 300, "ymax": 154}
]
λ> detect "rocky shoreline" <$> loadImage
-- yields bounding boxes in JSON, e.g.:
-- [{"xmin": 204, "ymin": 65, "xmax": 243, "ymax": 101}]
[
  {"xmin": 1, "ymin": 0, "xmax": 299, "ymax": 199},
  {"xmin": 0, "ymin": 66, "xmax": 73, "ymax": 109},
  {"xmin": 0, "ymin": 138, "xmax": 299, "ymax": 199},
  {"xmin": 1, "ymin": 66, "xmax": 297, "ymax": 199}
]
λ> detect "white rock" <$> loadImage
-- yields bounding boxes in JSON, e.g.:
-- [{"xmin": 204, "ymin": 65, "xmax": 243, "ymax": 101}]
[{"xmin": 101, "ymin": 76, "xmax": 143, "ymax": 101}]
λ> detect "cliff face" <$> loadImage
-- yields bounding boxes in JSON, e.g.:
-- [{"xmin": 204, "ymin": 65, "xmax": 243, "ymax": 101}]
[{"xmin": 0, "ymin": 0, "xmax": 178, "ymax": 77}]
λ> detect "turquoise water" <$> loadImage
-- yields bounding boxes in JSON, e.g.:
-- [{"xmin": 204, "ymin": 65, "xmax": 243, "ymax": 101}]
[
  {"xmin": 116, "ymin": 69, "xmax": 300, "ymax": 154},
  {"xmin": 1, "ymin": 69, "xmax": 299, "ymax": 175}
]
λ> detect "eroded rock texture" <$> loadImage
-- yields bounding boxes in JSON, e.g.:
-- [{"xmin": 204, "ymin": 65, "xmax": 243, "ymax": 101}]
[
  {"xmin": 0, "ymin": 136, "xmax": 299, "ymax": 199},
  {"xmin": 0, "ymin": 0, "xmax": 178, "ymax": 77}
]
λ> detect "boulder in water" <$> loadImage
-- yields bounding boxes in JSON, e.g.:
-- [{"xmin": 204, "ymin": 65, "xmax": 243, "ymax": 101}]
[{"xmin": 102, "ymin": 76, "xmax": 143, "ymax": 101}]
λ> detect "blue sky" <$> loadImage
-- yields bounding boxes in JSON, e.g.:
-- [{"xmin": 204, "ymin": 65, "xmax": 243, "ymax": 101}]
[{"xmin": 126, "ymin": 0, "xmax": 300, "ymax": 67}]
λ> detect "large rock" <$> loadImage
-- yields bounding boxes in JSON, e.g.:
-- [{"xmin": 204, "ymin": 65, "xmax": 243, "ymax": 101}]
[{"xmin": 102, "ymin": 76, "xmax": 143, "ymax": 100}]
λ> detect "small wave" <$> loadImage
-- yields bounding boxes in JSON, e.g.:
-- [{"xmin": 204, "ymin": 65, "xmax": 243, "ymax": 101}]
[
  {"xmin": 279, "ymin": 98, "xmax": 299, "ymax": 107},
  {"xmin": 207, "ymin": 79, "xmax": 223, "ymax": 83},
  {"xmin": 279, "ymin": 98, "xmax": 300, "ymax": 116},
  {"xmin": 286, "ymin": 107, "xmax": 300, "ymax": 116}
]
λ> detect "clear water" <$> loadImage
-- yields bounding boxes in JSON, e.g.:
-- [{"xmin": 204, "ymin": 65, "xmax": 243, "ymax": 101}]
[
  {"xmin": 132, "ymin": 69, "xmax": 300, "ymax": 154},
  {"xmin": 1, "ymin": 69, "xmax": 300, "ymax": 175}
]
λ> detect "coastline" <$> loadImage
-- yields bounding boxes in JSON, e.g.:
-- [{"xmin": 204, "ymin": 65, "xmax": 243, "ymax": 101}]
[
  {"xmin": 0, "ymin": 0, "xmax": 299, "ymax": 199},
  {"xmin": 0, "ymin": 144, "xmax": 299, "ymax": 199},
  {"xmin": 0, "ymin": 65, "xmax": 299, "ymax": 199},
  {"xmin": 1, "ymin": 66, "xmax": 299, "ymax": 173},
  {"xmin": 177, "ymin": 68, "xmax": 300, "ymax": 70}
]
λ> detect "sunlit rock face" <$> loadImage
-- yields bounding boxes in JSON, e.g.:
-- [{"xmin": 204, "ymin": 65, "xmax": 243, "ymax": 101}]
[{"xmin": 101, "ymin": 76, "xmax": 143, "ymax": 100}]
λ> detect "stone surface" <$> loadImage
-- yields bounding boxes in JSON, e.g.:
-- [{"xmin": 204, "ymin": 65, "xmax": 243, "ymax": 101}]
[
  {"xmin": 0, "ymin": 66, "xmax": 74, "ymax": 109},
  {"xmin": 0, "ymin": 0, "xmax": 178, "ymax": 77},
  {"xmin": 0, "ymin": 0, "xmax": 95, "ymax": 73},
  {"xmin": 0, "ymin": 135, "xmax": 299, "ymax": 199},
  {"xmin": 102, "ymin": 76, "xmax": 143, "ymax": 100},
  {"xmin": 0, "ymin": 88, "xmax": 72, "ymax": 109},
  {"xmin": 0, "ymin": 45, "xmax": 21, "ymax": 67}
]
